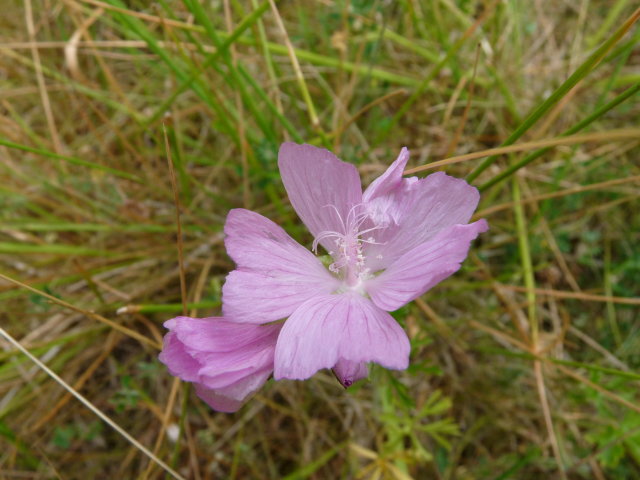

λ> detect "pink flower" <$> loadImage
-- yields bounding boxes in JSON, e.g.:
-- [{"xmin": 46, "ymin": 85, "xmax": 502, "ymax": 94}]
[
  {"xmin": 159, "ymin": 316, "xmax": 281, "ymax": 412},
  {"xmin": 222, "ymin": 143, "xmax": 488, "ymax": 385}
]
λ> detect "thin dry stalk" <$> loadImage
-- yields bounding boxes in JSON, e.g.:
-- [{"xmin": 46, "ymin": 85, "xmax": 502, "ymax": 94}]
[
  {"xmin": 534, "ymin": 360, "xmax": 567, "ymax": 479},
  {"xmin": 333, "ymin": 89, "xmax": 408, "ymax": 140},
  {"xmin": 28, "ymin": 330, "xmax": 120, "ymax": 433},
  {"xmin": 0, "ymin": 325, "xmax": 185, "ymax": 480},
  {"xmin": 405, "ymin": 128, "xmax": 640, "ymax": 174},
  {"xmin": 499, "ymin": 284, "xmax": 640, "ymax": 306},
  {"xmin": 78, "ymin": 0, "xmax": 199, "ymax": 31},
  {"xmin": 444, "ymin": 43, "xmax": 480, "ymax": 158},
  {"xmin": 0, "ymin": 272, "xmax": 160, "ymax": 349},
  {"xmin": 163, "ymin": 123, "xmax": 188, "ymax": 316},
  {"xmin": 224, "ymin": 0, "xmax": 251, "ymax": 209},
  {"xmin": 268, "ymin": 0, "xmax": 320, "ymax": 130},
  {"xmin": 141, "ymin": 377, "xmax": 181, "ymax": 480},
  {"xmin": 476, "ymin": 174, "xmax": 640, "ymax": 217},
  {"xmin": 24, "ymin": 0, "xmax": 63, "ymax": 154},
  {"xmin": 554, "ymin": 363, "xmax": 640, "ymax": 415}
]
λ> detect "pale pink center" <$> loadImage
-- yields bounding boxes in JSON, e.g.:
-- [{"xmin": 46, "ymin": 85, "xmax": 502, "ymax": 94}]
[{"xmin": 313, "ymin": 204, "xmax": 384, "ymax": 290}]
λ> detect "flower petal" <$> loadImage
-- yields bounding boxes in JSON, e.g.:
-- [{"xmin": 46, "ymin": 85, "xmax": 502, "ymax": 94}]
[
  {"xmin": 164, "ymin": 316, "xmax": 279, "ymax": 355},
  {"xmin": 159, "ymin": 316, "xmax": 281, "ymax": 411},
  {"xmin": 364, "ymin": 172, "xmax": 482, "ymax": 271},
  {"xmin": 278, "ymin": 143, "xmax": 363, "ymax": 252},
  {"xmin": 158, "ymin": 331, "xmax": 200, "ymax": 383},
  {"xmin": 194, "ymin": 369, "xmax": 272, "ymax": 413},
  {"xmin": 366, "ymin": 220, "xmax": 488, "ymax": 311},
  {"xmin": 223, "ymin": 209, "xmax": 339, "ymax": 323},
  {"xmin": 194, "ymin": 384, "xmax": 244, "ymax": 413},
  {"xmin": 362, "ymin": 147, "xmax": 410, "ymax": 202},
  {"xmin": 274, "ymin": 293, "xmax": 410, "ymax": 380},
  {"xmin": 333, "ymin": 358, "xmax": 369, "ymax": 388}
]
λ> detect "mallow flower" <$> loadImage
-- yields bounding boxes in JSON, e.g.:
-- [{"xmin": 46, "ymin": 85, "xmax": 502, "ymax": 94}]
[
  {"xmin": 222, "ymin": 143, "xmax": 488, "ymax": 386},
  {"xmin": 159, "ymin": 316, "xmax": 281, "ymax": 412}
]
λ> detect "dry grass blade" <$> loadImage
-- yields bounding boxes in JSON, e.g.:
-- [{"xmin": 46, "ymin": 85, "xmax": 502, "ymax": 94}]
[
  {"xmin": 468, "ymin": 320, "xmax": 531, "ymax": 352},
  {"xmin": 141, "ymin": 377, "xmax": 181, "ymax": 480},
  {"xmin": 534, "ymin": 361, "xmax": 567, "ymax": 479},
  {"xmin": 404, "ymin": 128, "xmax": 640, "ymax": 174},
  {"xmin": 268, "ymin": 0, "xmax": 320, "ymax": 131},
  {"xmin": 499, "ymin": 284, "xmax": 640, "ymax": 306},
  {"xmin": 2, "ymin": 39, "xmax": 220, "ymax": 52},
  {"xmin": 0, "ymin": 272, "xmax": 160, "ymax": 349},
  {"xmin": 0, "ymin": 326, "xmax": 186, "ymax": 480},
  {"xmin": 78, "ymin": 0, "xmax": 201, "ymax": 31},
  {"xmin": 444, "ymin": 43, "xmax": 481, "ymax": 158},
  {"xmin": 163, "ymin": 123, "xmax": 188, "ymax": 316},
  {"xmin": 475, "ymin": 175, "xmax": 640, "ymax": 217},
  {"xmin": 554, "ymin": 363, "xmax": 640, "ymax": 415},
  {"xmin": 333, "ymin": 89, "xmax": 408, "ymax": 140},
  {"xmin": 64, "ymin": 7, "xmax": 104, "ymax": 81},
  {"xmin": 24, "ymin": 0, "xmax": 62, "ymax": 154},
  {"xmin": 27, "ymin": 331, "xmax": 120, "ymax": 434}
]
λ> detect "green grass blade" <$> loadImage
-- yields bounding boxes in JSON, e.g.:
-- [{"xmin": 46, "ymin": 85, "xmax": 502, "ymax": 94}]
[
  {"xmin": 493, "ymin": 448, "xmax": 541, "ymax": 480},
  {"xmin": 0, "ymin": 422, "xmax": 41, "ymax": 468},
  {"xmin": 0, "ymin": 138, "xmax": 141, "ymax": 182},
  {"xmin": 145, "ymin": 0, "xmax": 270, "ymax": 126},
  {"xmin": 0, "ymin": 48, "xmax": 144, "ymax": 123},
  {"xmin": 587, "ymin": 0, "xmax": 631, "ymax": 47},
  {"xmin": 117, "ymin": 301, "xmax": 220, "ymax": 314},
  {"xmin": 0, "ymin": 243, "xmax": 114, "ymax": 256},
  {"xmin": 237, "ymin": 65, "xmax": 303, "ymax": 142},
  {"xmin": 224, "ymin": 34, "xmax": 421, "ymax": 87},
  {"xmin": 376, "ymin": 2, "xmax": 496, "ymax": 143},
  {"xmin": 512, "ymin": 178, "xmax": 537, "ymax": 342},
  {"xmin": 281, "ymin": 442, "xmax": 347, "ymax": 480},
  {"xmin": 468, "ymin": 7, "xmax": 640, "ymax": 182},
  {"xmin": 182, "ymin": 0, "xmax": 276, "ymax": 142},
  {"xmin": 478, "ymin": 81, "xmax": 640, "ymax": 191},
  {"xmin": 363, "ymin": 28, "xmax": 441, "ymax": 63},
  {"xmin": 481, "ymin": 348, "xmax": 640, "ymax": 381},
  {"xmin": 102, "ymin": 0, "xmax": 241, "ymax": 145},
  {"xmin": 0, "ymin": 222, "xmax": 174, "ymax": 233}
]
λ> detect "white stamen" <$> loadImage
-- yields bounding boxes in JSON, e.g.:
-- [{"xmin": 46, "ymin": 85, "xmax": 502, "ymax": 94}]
[{"xmin": 313, "ymin": 203, "xmax": 389, "ymax": 287}]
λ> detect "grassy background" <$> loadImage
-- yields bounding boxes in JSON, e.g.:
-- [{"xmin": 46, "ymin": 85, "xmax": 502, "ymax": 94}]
[{"xmin": 1, "ymin": 0, "xmax": 639, "ymax": 478}]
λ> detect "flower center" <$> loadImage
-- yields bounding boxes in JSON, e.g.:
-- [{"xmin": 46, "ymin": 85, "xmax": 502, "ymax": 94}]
[{"xmin": 312, "ymin": 204, "xmax": 384, "ymax": 289}]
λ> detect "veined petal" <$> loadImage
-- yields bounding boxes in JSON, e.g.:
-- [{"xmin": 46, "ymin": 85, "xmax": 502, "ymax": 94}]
[
  {"xmin": 164, "ymin": 316, "xmax": 279, "ymax": 354},
  {"xmin": 364, "ymin": 172, "xmax": 481, "ymax": 271},
  {"xmin": 194, "ymin": 384, "xmax": 244, "ymax": 413},
  {"xmin": 274, "ymin": 293, "xmax": 410, "ymax": 380},
  {"xmin": 278, "ymin": 143, "xmax": 363, "ymax": 252},
  {"xmin": 194, "ymin": 368, "xmax": 272, "ymax": 413},
  {"xmin": 223, "ymin": 209, "xmax": 339, "ymax": 323},
  {"xmin": 196, "ymin": 346, "xmax": 273, "ymax": 389},
  {"xmin": 159, "ymin": 331, "xmax": 200, "ymax": 383},
  {"xmin": 367, "ymin": 220, "xmax": 488, "ymax": 312},
  {"xmin": 362, "ymin": 147, "xmax": 410, "ymax": 202},
  {"xmin": 159, "ymin": 317, "xmax": 281, "ymax": 412}
]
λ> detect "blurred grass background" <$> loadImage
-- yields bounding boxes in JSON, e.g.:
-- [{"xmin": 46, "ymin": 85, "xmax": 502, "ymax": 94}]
[{"xmin": 0, "ymin": 0, "xmax": 639, "ymax": 478}]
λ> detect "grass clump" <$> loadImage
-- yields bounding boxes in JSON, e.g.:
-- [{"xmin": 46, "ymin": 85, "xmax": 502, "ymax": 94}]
[{"xmin": 0, "ymin": 1, "xmax": 639, "ymax": 478}]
